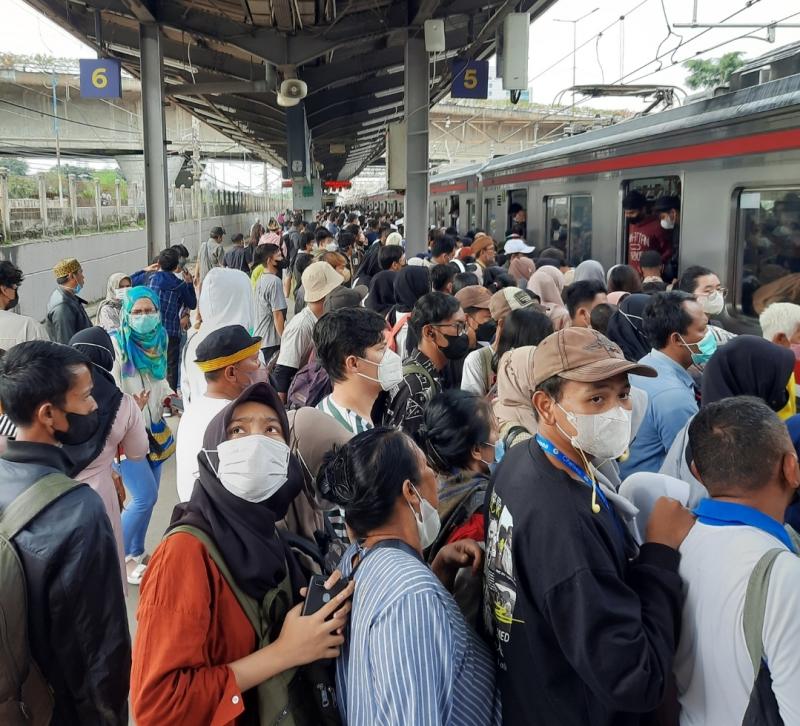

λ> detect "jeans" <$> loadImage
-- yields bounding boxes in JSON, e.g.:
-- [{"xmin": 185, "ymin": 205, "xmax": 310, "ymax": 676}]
[{"xmin": 120, "ymin": 457, "xmax": 162, "ymax": 557}]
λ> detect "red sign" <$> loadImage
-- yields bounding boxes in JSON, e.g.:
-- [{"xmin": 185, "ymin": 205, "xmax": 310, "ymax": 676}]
[
  {"xmin": 323, "ymin": 181, "xmax": 352, "ymax": 190},
  {"xmin": 281, "ymin": 180, "xmax": 293, "ymax": 188}
]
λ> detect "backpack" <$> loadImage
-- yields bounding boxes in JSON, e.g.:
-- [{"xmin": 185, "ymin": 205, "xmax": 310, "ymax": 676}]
[
  {"xmin": 0, "ymin": 473, "xmax": 81, "ymax": 726},
  {"xmin": 385, "ymin": 312, "xmax": 411, "ymax": 354},
  {"xmin": 287, "ymin": 359, "xmax": 332, "ymax": 409},
  {"xmin": 167, "ymin": 525, "xmax": 341, "ymax": 726}
]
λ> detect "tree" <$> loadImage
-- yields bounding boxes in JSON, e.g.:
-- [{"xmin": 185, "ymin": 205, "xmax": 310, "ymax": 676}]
[
  {"xmin": 0, "ymin": 157, "xmax": 29, "ymax": 176},
  {"xmin": 683, "ymin": 52, "xmax": 745, "ymax": 90}
]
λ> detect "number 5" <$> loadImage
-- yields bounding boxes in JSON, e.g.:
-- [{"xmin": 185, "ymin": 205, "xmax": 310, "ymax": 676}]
[
  {"xmin": 92, "ymin": 67, "xmax": 108, "ymax": 89},
  {"xmin": 464, "ymin": 68, "xmax": 478, "ymax": 90}
]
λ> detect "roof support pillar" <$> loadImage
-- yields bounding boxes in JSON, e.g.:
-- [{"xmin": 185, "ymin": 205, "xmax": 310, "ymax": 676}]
[
  {"xmin": 139, "ymin": 22, "xmax": 170, "ymax": 257},
  {"xmin": 404, "ymin": 34, "xmax": 429, "ymax": 256}
]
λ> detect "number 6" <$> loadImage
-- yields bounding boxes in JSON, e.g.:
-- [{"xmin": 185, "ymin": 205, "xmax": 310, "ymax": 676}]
[{"xmin": 92, "ymin": 67, "xmax": 108, "ymax": 89}]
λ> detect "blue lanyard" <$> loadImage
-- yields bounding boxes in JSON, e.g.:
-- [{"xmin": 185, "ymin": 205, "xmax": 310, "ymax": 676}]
[
  {"xmin": 535, "ymin": 434, "xmax": 616, "ymax": 518},
  {"xmin": 693, "ymin": 499, "xmax": 796, "ymax": 553}
]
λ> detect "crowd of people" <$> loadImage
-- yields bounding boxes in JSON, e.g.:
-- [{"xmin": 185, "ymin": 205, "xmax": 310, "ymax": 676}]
[{"xmin": 1, "ymin": 205, "xmax": 800, "ymax": 725}]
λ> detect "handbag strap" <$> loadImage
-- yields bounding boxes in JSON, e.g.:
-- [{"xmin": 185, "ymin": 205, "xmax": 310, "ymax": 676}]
[{"xmin": 743, "ymin": 548, "xmax": 784, "ymax": 676}]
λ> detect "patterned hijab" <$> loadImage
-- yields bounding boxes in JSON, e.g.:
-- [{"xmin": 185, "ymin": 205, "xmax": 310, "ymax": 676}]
[{"xmin": 114, "ymin": 286, "xmax": 168, "ymax": 380}]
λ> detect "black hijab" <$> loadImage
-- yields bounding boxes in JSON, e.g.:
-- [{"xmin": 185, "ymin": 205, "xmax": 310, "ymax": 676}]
[
  {"xmin": 394, "ymin": 266, "xmax": 431, "ymax": 312},
  {"xmin": 367, "ymin": 270, "xmax": 398, "ymax": 315},
  {"xmin": 168, "ymin": 383, "xmax": 304, "ymax": 600},
  {"xmin": 64, "ymin": 327, "xmax": 123, "ymax": 477},
  {"xmin": 606, "ymin": 293, "xmax": 652, "ymax": 363},
  {"xmin": 702, "ymin": 335, "xmax": 795, "ymax": 411}
]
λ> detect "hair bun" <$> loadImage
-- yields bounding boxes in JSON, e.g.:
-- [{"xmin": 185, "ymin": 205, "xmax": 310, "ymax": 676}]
[{"xmin": 318, "ymin": 445, "xmax": 355, "ymax": 507}]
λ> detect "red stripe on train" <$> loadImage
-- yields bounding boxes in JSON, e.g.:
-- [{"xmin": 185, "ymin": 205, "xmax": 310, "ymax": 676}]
[
  {"xmin": 430, "ymin": 183, "xmax": 468, "ymax": 194},
  {"xmin": 479, "ymin": 128, "xmax": 800, "ymax": 188}
]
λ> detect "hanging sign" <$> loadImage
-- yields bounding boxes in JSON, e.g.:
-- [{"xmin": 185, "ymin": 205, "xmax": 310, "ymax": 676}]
[
  {"xmin": 451, "ymin": 59, "xmax": 489, "ymax": 99},
  {"xmin": 79, "ymin": 59, "xmax": 122, "ymax": 98}
]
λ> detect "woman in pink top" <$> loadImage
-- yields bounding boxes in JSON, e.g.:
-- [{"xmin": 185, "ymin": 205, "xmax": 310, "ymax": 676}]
[{"xmin": 67, "ymin": 327, "xmax": 149, "ymax": 590}]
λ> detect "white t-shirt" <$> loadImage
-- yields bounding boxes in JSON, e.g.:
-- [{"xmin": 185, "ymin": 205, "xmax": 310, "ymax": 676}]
[
  {"xmin": 0, "ymin": 309, "xmax": 49, "ymax": 350},
  {"xmin": 253, "ymin": 272, "xmax": 287, "ymax": 347},
  {"xmin": 460, "ymin": 345, "xmax": 493, "ymax": 396},
  {"xmin": 276, "ymin": 306, "xmax": 318, "ymax": 370},
  {"xmin": 675, "ymin": 521, "xmax": 800, "ymax": 725},
  {"xmin": 175, "ymin": 394, "xmax": 231, "ymax": 501}
]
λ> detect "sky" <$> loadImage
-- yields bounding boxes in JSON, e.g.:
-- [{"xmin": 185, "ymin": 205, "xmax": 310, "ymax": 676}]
[{"xmin": 2, "ymin": 0, "xmax": 800, "ymax": 185}]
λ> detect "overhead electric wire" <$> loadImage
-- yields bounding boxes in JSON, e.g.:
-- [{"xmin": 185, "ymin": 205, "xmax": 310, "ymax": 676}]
[{"xmin": 0, "ymin": 98, "xmax": 139, "ymax": 134}]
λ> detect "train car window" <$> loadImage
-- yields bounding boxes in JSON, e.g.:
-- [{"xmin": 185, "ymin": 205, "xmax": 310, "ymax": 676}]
[
  {"xmin": 544, "ymin": 195, "xmax": 593, "ymax": 266},
  {"xmin": 735, "ymin": 187, "xmax": 800, "ymax": 318},
  {"xmin": 449, "ymin": 195, "xmax": 460, "ymax": 228},
  {"xmin": 486, "ymin": 196, "xmax": 498, "ymax": 238},
  {"xmin": 466, "ymin": 199, "xmax": 476, "ymax": 231},
  {"xmin": 507, "ymin": 189, "xmax": 528, "ymax": 236},
  {"xmin": 622, "ymin": 176, "xmax": 681, "ymax": 278}
]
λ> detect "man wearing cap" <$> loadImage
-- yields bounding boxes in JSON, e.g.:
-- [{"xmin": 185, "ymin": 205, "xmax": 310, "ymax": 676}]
[
  {"xmin": 471, "ymin": 234, "xmax": 498, "ymax": 288},
  {"xmin": 461, "ymin": 287, "xmax": 536, "ymax": 396},
  {"xmin": 503, "ymin": 234, "xmax": 535, "ymax": 261},
  {"xmin": 483, "ymin": 326, "xmax": 694, "ymax": 726},
  {"xmin": 175, "ymin": 324, "xmax": 264, "ymax": 501},
  {"xmin": 273, "ymin": 261, "xmax": 343, "ymax": 402},
  {"xmin": 47, "ymin": 257, "xmax": 91, "ymax": 344},
  {"xmin": 196, "ymin": 226, "xmax": 225, "ymax": 287},
  {"xmin": 448, "ymin": 285, "xmax": 494, "ymax": 388}
]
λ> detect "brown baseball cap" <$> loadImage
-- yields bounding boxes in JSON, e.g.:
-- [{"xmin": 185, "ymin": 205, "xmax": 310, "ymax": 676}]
[
  {"xmin": 455, "ymin": 285, "xmax": 492, "ymax": 310},
  {"xmin": 471, "ymin": 234, "xmax": 495, "ymax": 257},
  {"xmin": 489, "ymin": 287, "xmax": 535, "ymax": 321},
  {"xmin": 532, "ymin": 327, "xmax": 657, "ymax": 386}
]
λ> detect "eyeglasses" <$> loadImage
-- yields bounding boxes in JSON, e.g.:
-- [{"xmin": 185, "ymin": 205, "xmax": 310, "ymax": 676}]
[{"xmin": 431, "ymin": 322, "xmax": 467, "ymax": 336}]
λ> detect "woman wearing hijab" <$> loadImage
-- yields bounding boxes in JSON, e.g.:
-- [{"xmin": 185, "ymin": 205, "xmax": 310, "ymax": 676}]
[
  {"xmin": 131, "ymin": 383, "xmax": 354, "ymax": 725},
  {"xmin": 111, "ymin": 286, "xmax": 174, "ymax": 585},
  {"xmin": 180, "ymin": 267, "xmax": 254, "ymax": 405},
  {"xmin": 366, "ymin": 269, "xmax": 398, "ymax": 316},
  {"xmin": 96, "ymin": 272, "xmax": 132, "ymax": 332},
  {"xmin": 573, "ymin": 259, "xmax": 605, "ymax": 285},
  {"xmin": 507, "ymin": 256, "xmax": 535, "ymax": 286},
  {"xmin": 526, "ymin": 267, "xmax": 570, "ymax": 330},
  {"xmin": 389, "ymin": 265, "xmax": 431, "ymax": 357},
  {"xmin": 493, "ymin": 345, "xmax": 538, "ymax": 450},
  {"xmin": 67, "ymin": 327, "xmax": 149, "ymax": 586},
  {"xmin": 659, "ymin": 335, "xmax": 796, "ymax": 497},
  {"xmin": 606, "ymin": 293, "xmax": 653, "ymax": 363}
]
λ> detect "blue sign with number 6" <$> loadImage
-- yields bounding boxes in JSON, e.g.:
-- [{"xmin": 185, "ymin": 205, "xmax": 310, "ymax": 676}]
[
  {"xmin": 79, "ymin": 59, "xmax": 122, "ymax": 98},
  {"xmin": 451, "ymin": 59, "xmax": 489, "ymax": 99}
]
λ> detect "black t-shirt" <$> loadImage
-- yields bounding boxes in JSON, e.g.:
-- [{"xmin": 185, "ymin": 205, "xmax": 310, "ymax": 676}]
[{"xmin": 483, "ymin": 438, "xmax": 683, "ymax": 726}]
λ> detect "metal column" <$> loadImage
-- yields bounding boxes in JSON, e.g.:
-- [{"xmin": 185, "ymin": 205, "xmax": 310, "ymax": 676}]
[
  {"xmin": 404, "ymin": 35, "xmax": 429, "ymax": 257},
  {"xmin": 139, "ymin": 23, "xmax": 170, "ymax": 257}
]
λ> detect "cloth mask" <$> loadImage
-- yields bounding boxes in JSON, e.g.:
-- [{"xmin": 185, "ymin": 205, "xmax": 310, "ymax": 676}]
[
  {"xmin": 408, "ymin": 483, "xmax": 441, "ymax": 549},
  {"xmin": 699, "ymin": 290, "xmax": 724, "ymax": 316},
  {"xmin": 680, "ymin": 329, "xmax": 718, "ymax": 367},
  {"xmin": 357, "ymin": 348, "xmax": 404, "ymax": 391},
  {"xmin": 129, "ymin": 312, "xmax": 161, "ymax": 335},
  {"xmin": 440, "ymin": 332, "xmax": 470, "ymax": 360},
  {"xmin": 208, "ymin": 434, "xmax": 291, "ymax": 503},
  {"xmin": 556, "ymin": 402, "xmax": 632, "ymax": 461},
  {"xmin": 114, "ymin": 288, "xmax": 129, "ymax": 301},
  {"xmin": 54, "ymin": 410, "xmax": 100, "ymax": 446},
  {"xmin": 660, "ymin": 218, "xmax": 675, "ymax": 230}
]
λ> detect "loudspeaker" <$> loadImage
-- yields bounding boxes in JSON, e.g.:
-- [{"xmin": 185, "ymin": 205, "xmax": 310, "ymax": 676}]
[
  {"xmin": 424, "ymin": 19, "xmax": 446, "ymax": 53},
  {"xmin": 501, "ymin": 12, "xmax": 529, "ymax": 90}
]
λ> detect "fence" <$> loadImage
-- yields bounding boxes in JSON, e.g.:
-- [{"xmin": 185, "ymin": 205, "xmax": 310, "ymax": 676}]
[{"xmin": 0, "ymin": 167, "xmax": 292, "ymax": 242}]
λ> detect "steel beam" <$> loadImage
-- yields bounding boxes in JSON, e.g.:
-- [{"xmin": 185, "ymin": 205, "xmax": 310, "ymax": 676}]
[
  {"xmin": 404, "ymin": 34, "xmax": 429, "ymax": 256},
  {"xmin": 139, "ymin": 23, "xmax": 170, "ymax": 256},
  {"xmin": 168, "ymin": 80, "xmax": 273, "ymax": 96}
]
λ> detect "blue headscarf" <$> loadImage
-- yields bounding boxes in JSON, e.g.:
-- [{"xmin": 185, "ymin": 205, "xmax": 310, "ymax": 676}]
[{"xmin": 114, "ymin": 286, "xmax": 168, "ymax": 380}]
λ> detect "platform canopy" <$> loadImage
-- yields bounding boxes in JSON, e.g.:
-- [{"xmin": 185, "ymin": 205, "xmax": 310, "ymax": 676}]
[{"xmin": 25, "ymin": 0, "xmax": 555, "ymax": 179}]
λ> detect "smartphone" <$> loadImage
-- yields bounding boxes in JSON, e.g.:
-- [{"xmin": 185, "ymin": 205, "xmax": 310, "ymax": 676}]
[{"xmin": 302, "ymin": 574, "xmax": 349, "ymax": 617}]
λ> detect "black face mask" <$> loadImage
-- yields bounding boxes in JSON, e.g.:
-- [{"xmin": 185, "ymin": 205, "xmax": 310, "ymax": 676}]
[
  {"xmin": 4, "ymin": 290, "xmax": 18, "ymax": 310},
  {"xmin": 440, "ymin": 332, "xmax": 471, "ymax": 360},
  {"xmin": 276, "ymin": 258, "xmax": 290, "ymax": 270},
  {"xmin": 475, "ymin": 319, "xmax": 497, "ymax": 344},
  {"xmin": 54, "ymin": 410, "xmax": 100, "ymax": 446},
  {"xmin": 627, "ymin": 213, "xmax": 643, "ymax": 224}
]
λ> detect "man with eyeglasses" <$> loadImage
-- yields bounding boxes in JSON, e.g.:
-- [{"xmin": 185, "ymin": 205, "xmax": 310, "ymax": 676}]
[
  {"xmin": 0, "ymin": 260, "xmax": 48, "ymax": 351},
  {"xmin": 382, "ymin": 291, "xmax": 468, "ymax": 435}
]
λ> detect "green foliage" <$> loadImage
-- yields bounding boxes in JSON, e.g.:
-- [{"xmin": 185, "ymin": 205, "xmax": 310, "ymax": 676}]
[
  {"xmin": 0, "ymin": 158, "xmax": 28, "ymax": 175},
  {"xmin": 683, "ymin": 52, "xmax": 745, "ymax": 90}
]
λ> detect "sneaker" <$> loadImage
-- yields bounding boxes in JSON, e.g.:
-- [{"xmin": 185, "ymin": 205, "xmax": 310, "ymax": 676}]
[{"xmin": 126, "ymin": 554, "xmax": 148, "ymax": 586}]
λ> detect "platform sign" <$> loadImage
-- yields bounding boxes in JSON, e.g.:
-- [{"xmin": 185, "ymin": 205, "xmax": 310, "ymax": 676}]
[
  {"xmin": 451, "ymin": 59, "xmax": 489, "ymax": 99},
  {"xmin": 79, "ymin": 59, "xmax": 122, "ymax": 98}
]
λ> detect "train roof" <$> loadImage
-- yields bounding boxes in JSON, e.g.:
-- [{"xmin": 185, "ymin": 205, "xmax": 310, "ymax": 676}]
[{"xmin": 429, "ymin": 161, "xmax": 486, "ymax": 185}]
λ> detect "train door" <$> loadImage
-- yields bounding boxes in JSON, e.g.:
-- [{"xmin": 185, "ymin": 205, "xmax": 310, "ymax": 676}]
[
  {"xmin": 506, "ymin": 188, "xmax": 528, "ymax": 237},
  {"xmin": 621, "ymin": 176, "xmax": 681, "ymax": 278}
]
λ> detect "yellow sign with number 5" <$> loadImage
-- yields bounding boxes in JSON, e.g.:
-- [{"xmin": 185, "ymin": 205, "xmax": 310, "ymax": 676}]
[{"xmin": 463, "ymin": 68, "xmax": 478, "ymax": 90}]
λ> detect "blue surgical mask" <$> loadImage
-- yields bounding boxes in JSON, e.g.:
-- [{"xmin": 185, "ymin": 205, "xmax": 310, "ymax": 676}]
[
  {"xmin": 680, "ymin": 328, "xmax": 717, "ymax": 367},
  {"xmin": 494, "ymin": 439, "xmax": 506, "ymax": 464},
  {"xmin": 74, "ymin": 283, "xmax": 83, "ymax": 295},
  {"xmin": 129, "ymin": 312, "xmax": 161, "ymax": 334}
]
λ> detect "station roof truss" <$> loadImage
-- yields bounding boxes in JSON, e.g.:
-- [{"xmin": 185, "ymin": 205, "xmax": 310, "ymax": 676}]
[{"xmin": 25, "ymin": 0, "xmax": 555, "ymax": 179}]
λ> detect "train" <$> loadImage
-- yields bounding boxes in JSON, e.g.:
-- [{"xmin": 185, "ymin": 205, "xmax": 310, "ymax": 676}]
[{"xmin": 358, "ymin": 43, "xmax": 800, "ymax": 332}]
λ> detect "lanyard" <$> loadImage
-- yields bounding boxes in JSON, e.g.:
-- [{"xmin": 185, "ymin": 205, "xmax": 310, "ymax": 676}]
[{"xmin": 693, "ymin": 499, "xmax": 796, "ymax": 553}]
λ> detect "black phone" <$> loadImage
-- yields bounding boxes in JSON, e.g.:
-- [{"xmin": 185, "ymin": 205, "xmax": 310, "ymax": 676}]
[{"xmin": 301, "ymin": 574, "xmax": 349, "ymax": 617}]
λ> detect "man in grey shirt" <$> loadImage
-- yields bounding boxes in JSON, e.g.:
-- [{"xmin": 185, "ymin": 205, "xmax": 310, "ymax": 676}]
[
  {"xmin": 196, "ymin": 226, "xmax": 225, "ymax": 287},
  {"xmin": 253, "ymin": 243, "xmax": 288, "ymax": 362}
]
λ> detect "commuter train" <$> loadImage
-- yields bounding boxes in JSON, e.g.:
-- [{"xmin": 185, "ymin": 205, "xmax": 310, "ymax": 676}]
[{"xmin": 360, "ymin": 45, "xmax": 800, "ymax": 333}]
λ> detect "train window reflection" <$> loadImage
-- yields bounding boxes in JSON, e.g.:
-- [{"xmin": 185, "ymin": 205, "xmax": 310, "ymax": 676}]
[
  {"xmin": 736, "ymin": 187, "xmax": 800, "ymax": 318},
  {"xmin": 544, "ymin": 194, "xmax": 593, "ymax": 266},
  {"xmin": 466, "ymin": 198, "xmax": 476, "ymax": 231}
]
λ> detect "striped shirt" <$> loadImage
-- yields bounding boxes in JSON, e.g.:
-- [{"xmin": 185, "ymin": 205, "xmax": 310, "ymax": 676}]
[
  {"xmin": 316, "ymin": 394, "xmax": 373, "ymax": 435},
  {"xmin": 336, "ymin": 540, "xmax": 501, "ymax": 726},
  {"xmin": 0, "ymin": 414, "xmax": 16, "ymax": 439}
]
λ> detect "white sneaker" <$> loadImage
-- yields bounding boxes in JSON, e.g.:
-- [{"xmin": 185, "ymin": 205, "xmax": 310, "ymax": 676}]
[{"xmin": 126, "ymin": 554, "xmax": 148, "ymax": 586}]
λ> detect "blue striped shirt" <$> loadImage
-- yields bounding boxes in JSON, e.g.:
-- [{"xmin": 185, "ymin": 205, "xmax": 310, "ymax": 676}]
[{"xmin": 336, "ymin": 541, "xmax": 501, "ymax": 726}]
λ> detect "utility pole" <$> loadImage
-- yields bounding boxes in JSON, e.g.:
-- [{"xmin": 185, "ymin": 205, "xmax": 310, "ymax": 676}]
[
  {"xmin": 51, "ymin": 74, "xmax": 64, "ymax": 209},
  {"xmin": 553, "ymin": 7, "xmax": 598, "ymax": 110}
]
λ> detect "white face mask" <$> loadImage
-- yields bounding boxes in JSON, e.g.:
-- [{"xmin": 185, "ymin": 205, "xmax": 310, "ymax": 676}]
[
  {"xmin": 556, "ymin": 402, "xmax": 632, "ymax": 461},
  {"xmin": 356, "ymin": 348, "xmax": 403, "ymax": 391},
  {"xmin": 699, "ymin": 289, "xmax": 724, "ymax": 316},
  {"xmin": 660, "ymin": 217, "xmax": 675, "ymax": 230},
  {"xmin": 114, "ymin": 288, "xmax": 129, "ymax": 301},
  {"xmin": 325, "ymin": 242, "xmax": 339, "ymax": 252},
  {"xmin": 408, "ymin": 483, "xmax": 441, "ymax": 549},
  {"xmin": 206, "ymin": 434, "xmax": 290, "ymax": 503}
]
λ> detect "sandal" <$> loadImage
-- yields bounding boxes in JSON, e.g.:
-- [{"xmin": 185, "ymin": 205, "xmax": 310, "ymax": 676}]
[{"xmin": 126, "ymin": 554, "xmax": 148, "ymax": 586}]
